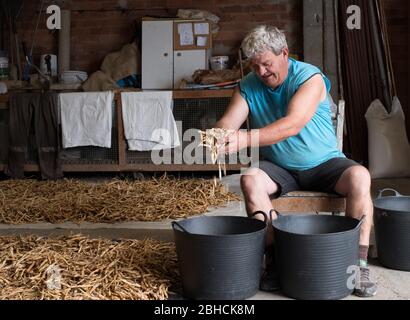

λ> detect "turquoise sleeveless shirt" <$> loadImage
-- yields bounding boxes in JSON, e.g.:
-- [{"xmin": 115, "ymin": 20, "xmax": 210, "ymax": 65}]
[{"xmin": 239, "ymin": 58, "xmax": 344, "ymax": 171}]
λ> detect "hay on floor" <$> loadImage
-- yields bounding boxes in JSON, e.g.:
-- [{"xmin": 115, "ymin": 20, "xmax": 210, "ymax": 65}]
[
  {"xmin": 0, "ymin": 235, "xmax": 179, "ymax": 300},
  {"xmin": 0, "ymin": 176, "xmax": 240, "ymax": 224}
]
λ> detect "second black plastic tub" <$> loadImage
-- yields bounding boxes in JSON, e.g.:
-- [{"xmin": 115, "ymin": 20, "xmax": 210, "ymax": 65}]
[
  {"xmin": 272, "ymin": 214, "xmax": 363, "ymax": 300},
  {"xmin": 373, "ymin": 189, "xmax": 410, "ymax": 271},
  {"xmin": 172, "ymin": 215, "xmax": 266, "ymax": 300}
]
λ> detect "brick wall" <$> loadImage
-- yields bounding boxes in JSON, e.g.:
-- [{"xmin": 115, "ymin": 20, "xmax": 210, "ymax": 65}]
[
  {"xmin": 14, "ymin": 0, "xmax": 302, "ymax": 74},
  {"xmin": 382, "ymin": 0, "xmax": 409, "ymax": 136}
]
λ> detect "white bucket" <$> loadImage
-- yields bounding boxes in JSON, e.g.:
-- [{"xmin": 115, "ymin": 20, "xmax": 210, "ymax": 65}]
[
  {"xmin": 59, "ymin": 70, "xmax": 88, "ymax": 84},
  {"xmin": 210, "ymin": 56, "xmax": 229, "ymax": 71},
  {"xmin": 40, "ymin": 54, "xmax": 58, "ymax": 77}
]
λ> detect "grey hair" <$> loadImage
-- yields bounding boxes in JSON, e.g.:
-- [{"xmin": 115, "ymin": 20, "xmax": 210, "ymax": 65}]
[{"xmin": 241, "ymin": 25, "xmax": 288, "ymax": 59}]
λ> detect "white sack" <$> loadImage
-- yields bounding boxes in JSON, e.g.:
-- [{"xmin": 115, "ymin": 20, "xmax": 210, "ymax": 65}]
[{"xmin": 366, "ymin": 97, "xmax": 410, "ymax": 179}]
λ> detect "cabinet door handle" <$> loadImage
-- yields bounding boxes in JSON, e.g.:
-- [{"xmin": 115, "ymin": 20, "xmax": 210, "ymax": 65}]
[
  {"xmin": 163, "ymin": 53, "xmax": 168, "ymax": 57},
  {"xmin": 177, "ymin": 52, "xmax": 182, "ymax": 57}
]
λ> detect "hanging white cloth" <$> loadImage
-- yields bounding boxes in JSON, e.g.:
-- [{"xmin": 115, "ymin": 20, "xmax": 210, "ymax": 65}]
[
  {"xmin": 59, "ymin": 91, "xmax": 114, "ymax": 148},
  {"xmin": 121, "ymin": 91, "xmax": 180, "ymax": 151}
]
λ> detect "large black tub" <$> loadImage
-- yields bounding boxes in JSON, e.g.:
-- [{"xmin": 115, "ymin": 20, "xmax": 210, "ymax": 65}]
[
  {"xmin": 272, "ymin": 214, "xmax": 363, "ymax": 300},
  {"xmin": 172, "ymin": 214, "xmax": 266, "ymax": 300},
  {"xmin": 374, "ymin": 189, "xmax": 410, "ymax": 271}
]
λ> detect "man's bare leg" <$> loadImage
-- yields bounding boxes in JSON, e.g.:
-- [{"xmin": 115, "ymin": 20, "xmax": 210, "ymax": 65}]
[
  {"xmin": 240, "ymin": 168, "xmax": 279, "ymax": 247},
  {"xmin": 240, "ymin": 167, "xmax": 281, "ymax": 291},
  {"xmin": 334, "ymin": 166, "xmax": 373, "ymax": 246},
  {"xmin": 334, "ymin": 165, "xmax": 377, "ymax": 297}
]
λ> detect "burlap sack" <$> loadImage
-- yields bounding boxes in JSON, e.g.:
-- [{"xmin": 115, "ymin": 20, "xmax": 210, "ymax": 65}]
[{"xmin": 101, "ymin": 42, "xmax": 141, "ymax": 82}]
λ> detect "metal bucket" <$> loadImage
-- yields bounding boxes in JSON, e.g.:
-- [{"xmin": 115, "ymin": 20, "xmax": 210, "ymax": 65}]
[
  {"xmin": 172, "ymin": 213, "xmax": 266, "ymax": 300},
  {"xmin": 272, "ymin": 214, "xmax": 363, "ymax": 300},
  {"xmin": 374, "ymin": 189, "xmax": 410, "ymax": 271}
]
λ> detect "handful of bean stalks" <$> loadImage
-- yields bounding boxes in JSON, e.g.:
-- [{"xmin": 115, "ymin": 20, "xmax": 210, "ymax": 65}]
[{"xmin": 199, "ymin": 128, "xmax": 235, "ymax": 180}]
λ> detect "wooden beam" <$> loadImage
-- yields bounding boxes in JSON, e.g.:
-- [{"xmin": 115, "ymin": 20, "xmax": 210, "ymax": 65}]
[
  {"xmin": 304, "ymin": 0, "xmax": 324, "ymax": 71},
  {"xmin": 0, "ymin": 164, "xmax": 121, "ymax": 172},
  {"xmin": 1, "ymin": 89, "xmax": 234, "ymax": 107},
  {"xmin": 172, "ymin": 89, "xmax": 234, "ymax": 99},
  {"xmin": 120, "ymin": 164, "xmax": 245, "ymax": 172},
  {"xmin": 0, "ymin": 163, "xmax": 245, "ymax": 173},
  {"xmin": 336, "ymin": 100, "xmax": 345, "ymax": 151}
]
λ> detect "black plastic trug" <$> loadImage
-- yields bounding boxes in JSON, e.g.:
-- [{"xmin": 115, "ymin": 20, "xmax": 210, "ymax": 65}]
[
  {"xmin": 374, "ymin": 195, "xmax": 410, "ymax": 271},
  {"xmin": 273, "ymin": 215, "xmax": 361, "ymax": 300},
  {"xmin": 173, "ymin": 216, "xmax": 266, "ymax": 300}
]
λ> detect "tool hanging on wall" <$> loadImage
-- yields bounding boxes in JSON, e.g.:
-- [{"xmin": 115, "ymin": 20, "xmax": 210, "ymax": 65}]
[
  {"xmin": 22, "ymin": 0, "xmax": 45, "ymax": 81},
  {"xmin": 369, "ymin": 0, "xmax": 391, "ymax": 110},
  {"xmin": 376, "ymin": 0, "xmax": 397, "ymax": 98},
  {"xmin": 12, "ymin": 3, "xmax": 23, "ymax": 80}
]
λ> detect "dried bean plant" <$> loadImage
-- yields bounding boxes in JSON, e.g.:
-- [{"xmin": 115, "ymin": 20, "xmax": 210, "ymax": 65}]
[
  {"xmin": 0, "ymin": 176, "xmax": 240, "ymax": 224},
  {"xmin": 0, "ymin": 235, "xmax": 179, "ymax": 300},
  {"xmin": 199, "ymin": 128, "xmax": 235, "ymax": 179}
]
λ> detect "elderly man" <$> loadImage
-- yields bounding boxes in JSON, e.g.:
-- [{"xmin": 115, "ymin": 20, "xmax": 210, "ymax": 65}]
[{"xmin": 215, "ymin": 25, "xmax": 377, "ymax": 298}]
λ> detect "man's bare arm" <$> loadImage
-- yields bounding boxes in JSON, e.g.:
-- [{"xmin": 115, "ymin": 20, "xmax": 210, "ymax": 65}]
[
  {"xmin": 215, "ymin": 87, "xmax": 249, "ymax": 130},
  {"xmin": 248, "ymin": 74, "xmax": 327, "ymax": 147}
]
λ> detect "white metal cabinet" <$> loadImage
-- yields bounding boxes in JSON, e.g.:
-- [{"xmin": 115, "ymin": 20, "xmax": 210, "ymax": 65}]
[
  {"xmin": 142, "ymin": 19, "xmax": 208, "ymax": 89},
  {"xmin": 141, "ymin": 20, "xmax": 174, "ymax": 89},
  {"xmin": 173, "ymin": 50, "xmax": 206, "ymax": 88}
]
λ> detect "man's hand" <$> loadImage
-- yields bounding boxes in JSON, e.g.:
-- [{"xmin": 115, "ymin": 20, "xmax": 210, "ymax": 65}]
[{"xmin": 219, "ymin": 130, "xmax": 249, "ymax": 154}]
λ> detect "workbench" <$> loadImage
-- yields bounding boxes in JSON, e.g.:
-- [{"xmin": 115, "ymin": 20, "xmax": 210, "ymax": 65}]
[{"xmin": 0, "ymin": 88, "xmax": 247, "ymax": 173}]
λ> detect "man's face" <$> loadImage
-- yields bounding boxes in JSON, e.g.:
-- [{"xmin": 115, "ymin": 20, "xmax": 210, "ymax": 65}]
[{"xmin": 250, "ymin": 49, "xmax": 289, "ymax": 89}]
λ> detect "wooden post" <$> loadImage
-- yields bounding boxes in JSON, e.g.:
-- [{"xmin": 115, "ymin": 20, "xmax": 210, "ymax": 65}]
[
  {"xmin": 59, "ymin": 10, "xmax": 71, "ymax": 75},
  {"xmin": 116, "ymin": 93, "xmax": 127, "ymax": 169}
]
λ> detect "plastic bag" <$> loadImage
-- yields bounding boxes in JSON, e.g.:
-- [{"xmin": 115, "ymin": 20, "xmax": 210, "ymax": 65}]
[
  {"xmin": 365, "ymin": 97, "xmax": 410, "ymax": 179},
  {"xmin": 177, "ymin": 9, "xmax": 220, "ymax": 34}
]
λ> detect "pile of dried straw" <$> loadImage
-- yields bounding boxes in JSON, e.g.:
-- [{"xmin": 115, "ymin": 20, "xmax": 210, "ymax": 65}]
[
  {"xmin": 0, "ymin": 176, "xmax": 240, "ymax": 224},
  {"xmin": 0, "ymin": 235, "xmax": 179, "ymax": 300}
]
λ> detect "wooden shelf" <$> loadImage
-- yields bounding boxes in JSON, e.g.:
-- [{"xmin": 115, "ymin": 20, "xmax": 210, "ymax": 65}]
[
  {"xmin": 173, "ymin": 89, "xmax": 234, "ymax": 99},
  {"xmin": 0, "ymin": 89, "xmax": 234, "ymax": 106},
  {"xmin": 0, "ymin": 80, "xmax": 28, "ymax": 89}
]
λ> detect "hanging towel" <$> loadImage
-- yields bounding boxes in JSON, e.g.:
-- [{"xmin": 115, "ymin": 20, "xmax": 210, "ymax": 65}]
[
  {"xmin": 121, "ymin": 91, "xmax": 180, "ymax": 151},
  {"xmin": 59, "ymin": 91, "xmax": 113, "ymax": 148}
]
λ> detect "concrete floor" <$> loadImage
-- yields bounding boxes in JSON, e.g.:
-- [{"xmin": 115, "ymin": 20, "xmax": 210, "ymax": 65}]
[
  {"xmin": 0, "ymin": 174, "xmax": 409, "ymax": 300},
  {"xmin": 250, "ymin": 261, "xmax": 410, "ymax": 300}
]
